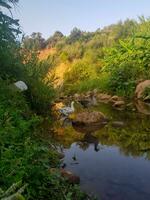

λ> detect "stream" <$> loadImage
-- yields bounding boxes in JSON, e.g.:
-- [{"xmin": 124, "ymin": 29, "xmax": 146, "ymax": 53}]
[{"xmin": 52, "ymin": 101, "xmax": 150, "ymax": 200}]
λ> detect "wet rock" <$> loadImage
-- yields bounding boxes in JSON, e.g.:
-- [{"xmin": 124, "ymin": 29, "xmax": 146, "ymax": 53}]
[
  {"xmin": 60, "ymin": 169, "xmax": 80, "ymax": 184},
  {"xmin": 49, "ymin": 168, "xmax": 80, "ymax": 184},
  {"xmin": 135, "ymin": 100, "xmax": 150, "ymax": 115},
  {"xmin": 135, "ymin": 80, "xmax": 150, "ymax": 99},
  {"xmin": 111, "ymin": 121, "xmax": 125, "ymax": 128},
  {"xmin": 110, "ymin": 95, "xmax": 124, "ymax": 103},
  {"xmin": 113, "ymin": 100, "xmax": 125, "ymax": 108},
  {"xmin": 97, "ymin": 93, "xmax": 112, "ymax": 103},
  {"xmin": 110, "ymin": 95, "xmax": 118, "ymax": 101},
  {"xmin": 126, "ymin": 102, "xmax": 133, "ymax": 107},
  {"xmin": 72, "ymin": 111, "xmax": 108, "ymax": 125}
]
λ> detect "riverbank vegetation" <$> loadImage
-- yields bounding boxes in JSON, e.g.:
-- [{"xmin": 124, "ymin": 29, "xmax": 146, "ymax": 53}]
[
  {"xmin": 0, "ymin": 1, "xmax": 87, "ymax": 199},
  {"xmin": 1, "ymin": 0, "xmax": 150, "ymax": 199},
  {"xmin": 23, "ymin": 17, "xmax": 150, "ymax": 98}
]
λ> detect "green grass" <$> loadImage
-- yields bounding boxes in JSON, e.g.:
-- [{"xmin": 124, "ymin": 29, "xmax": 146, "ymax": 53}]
[{"xmin": 63, "ymin": 73, "xmax": 110, "ymax": 95}]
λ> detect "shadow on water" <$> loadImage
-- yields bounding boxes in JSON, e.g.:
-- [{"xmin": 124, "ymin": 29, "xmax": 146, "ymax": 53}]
[{"xmin": 51, "ymin": 101, "xmax": 150, "ymax": 200}]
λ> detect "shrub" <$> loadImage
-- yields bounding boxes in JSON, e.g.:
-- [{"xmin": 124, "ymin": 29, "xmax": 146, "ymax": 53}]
[
  {"xmin": 24, "ymin": 53, "xmax": 56, "ymax": 114},
  {"xmin": 107, "ymin": 61, "xmax": 140, "ymax": 96},
  {"xmin": 64, "ymin": 59, "xmax": 97, "ymax": 84}
]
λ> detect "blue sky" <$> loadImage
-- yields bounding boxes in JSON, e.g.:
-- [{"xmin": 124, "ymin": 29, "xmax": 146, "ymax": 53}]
[{"xmin": 14, "ymin": 0, "xmax": 150, "ymax": 38}]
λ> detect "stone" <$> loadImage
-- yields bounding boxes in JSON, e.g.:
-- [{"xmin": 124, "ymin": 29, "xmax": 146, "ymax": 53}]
[
  {"xmin": 135, "ymin": 100, "xmax": 150, "ymax": 115},
  {"xmin": 72, "ymin": 111, "xmax": 108, "ymax": 125},
  {"xmin": 135, "ymin": 80, "xmax": 150, "ymax": 99},
  {"xmin": 110, "ymin": 95, "xmax": 123, "ymax": 103},
  {"xmin": 113, "ymin": 100, "xmax": 125, "ymax": 107},
  {"xmin": 60, "ymin": 169, "xmax": 80, "ymax": 184},
  {"xmin": 49, "ymin": 168, "xmax": 80, "ymax": 184},
  {"xmin": 111, "ymin": 121, "xmax": 125, "ymax": 128},
  {"xmin": 97, "ymin": 93, "xmax": 112, "ymax": 103}
]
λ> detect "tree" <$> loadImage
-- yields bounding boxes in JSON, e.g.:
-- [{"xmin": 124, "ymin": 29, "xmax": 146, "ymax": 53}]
[
  {"xmin": 46, "ymin": 31, "xmax": 64, "ymax": 48},
  {"xmin": 22, "ymin": 32, "xmax": 45, "ymax": 50},
  {"xmin": 67, "ymin": 27, "xmax": 82, "ymax": 44},
  {"xmin": 0, "ymin": 0, "xmax": 23, "ymax": 79},
  {"xmin": 0, "ymin": 0, "xmax": 21, "ymax": 44}
]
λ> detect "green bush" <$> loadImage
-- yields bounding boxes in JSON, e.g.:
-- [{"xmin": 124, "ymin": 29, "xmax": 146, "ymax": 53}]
[
  {"xmin": 107, "ymin": 61, "xmax": 140, "ymax": 97},
  {"xmin": 63, "ymin": 73, "xmax": 109, "ymax": 95},
  {"xmin": 23, "ymin": 53, "xmax": 56, "ymax": 114},
  {"xmin": 64, "ymin": 60, "xmax": 97, "ymax": 84},
  {"xmin": 0, "ymin": 81, "xmax": 87, "ymax": 200}
]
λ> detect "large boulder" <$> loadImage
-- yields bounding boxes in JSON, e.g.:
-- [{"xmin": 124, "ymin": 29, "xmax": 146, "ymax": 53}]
[
  {"xmin": 135, "ymin": 80, "xmax": 150, "ymax": 99},
  {"xmin": 72, "ymin": 111, "xmax": 108, "ymax": 125}
]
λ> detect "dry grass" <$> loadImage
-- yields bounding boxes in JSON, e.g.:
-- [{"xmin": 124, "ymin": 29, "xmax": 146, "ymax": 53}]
[{"xmin": 39, "ymin": 48, "xmax": 56, "ymax": 60}]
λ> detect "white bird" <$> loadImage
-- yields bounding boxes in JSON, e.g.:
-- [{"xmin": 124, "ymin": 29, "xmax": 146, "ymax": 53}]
[{"xmin": 59, "ymin": 101, "xmax": 75, "ymax": 116}]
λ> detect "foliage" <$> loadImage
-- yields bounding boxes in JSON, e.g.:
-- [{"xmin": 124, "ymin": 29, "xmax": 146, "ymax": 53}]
[
  {"xmin": 45, "ymin": 17, "xmax": 150, "ymax": 97},
  {"xmin": 23, "ymin": 52, "xmax": 56, "ymax": 114},
  {"xmin": 46, "ymin": 31, "xmax": 64, "ymax": 48},
  {"xmin": 0, "ymin": 0, "xmax": 23, "ymax": 80},
  {"xmin": 64, "ymin": 59, "xmax": 97, "ymax": 84},
  {"xmin": 22, "ymin": 32, "xmax": 46, "ymax": 50},
  {"xmin": 0, "ymin": 181, "xmax": 27, "ymax": 200},
  {"xmin": 0, "ymin": 81, "xmax": 87, "ymax": 200},
  {"xmin": 64, "ymin": 74, "xmax": 109, "ymax": 95},
  {"xmin": 0, "ymin": 2, "xmax": 87, "ymax": 200},
  {"xmin": 66, "ymin": 28, "xmax": 83, "ymax": 44}
]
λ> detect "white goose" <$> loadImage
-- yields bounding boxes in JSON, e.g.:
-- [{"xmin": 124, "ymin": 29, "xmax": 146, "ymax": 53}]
[{"xmin": 59, "ymin": 101, "xmax": 75, "ymax": 116}]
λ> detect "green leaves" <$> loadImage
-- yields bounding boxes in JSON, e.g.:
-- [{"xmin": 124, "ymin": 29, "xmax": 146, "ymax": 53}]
[{"xmin": 0, "ymin": 181, "xmax": 27, "ymax": 200}]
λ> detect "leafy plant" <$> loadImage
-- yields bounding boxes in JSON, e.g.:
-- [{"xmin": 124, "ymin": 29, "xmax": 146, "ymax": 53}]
[{"xmin": 0, "ymin": 181, "xmax": 27, "ymax": 200}]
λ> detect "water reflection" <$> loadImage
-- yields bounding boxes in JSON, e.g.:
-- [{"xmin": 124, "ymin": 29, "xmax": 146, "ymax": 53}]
[
  {"xmin": 51, "ymin": 102, "xmax": 150, "ymax": 200},
  {"xmin": 72, "ymin": 122, "xmax": 106, "ymax": 152}
]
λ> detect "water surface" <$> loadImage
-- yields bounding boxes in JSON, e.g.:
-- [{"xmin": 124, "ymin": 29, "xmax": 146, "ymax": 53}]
[{"xmin": 52, "ymin": 102, "xmax": 150, "ymax": 200}]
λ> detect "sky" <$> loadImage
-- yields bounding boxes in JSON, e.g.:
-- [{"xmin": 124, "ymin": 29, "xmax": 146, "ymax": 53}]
[{"xmin": 13, "ymin": 0, "xmax": 150, "ymax": 39}]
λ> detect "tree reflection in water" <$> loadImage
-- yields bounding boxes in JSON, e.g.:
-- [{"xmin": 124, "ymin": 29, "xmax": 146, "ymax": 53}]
[{"xmin": 51, "ymin": 102, "xmax": 150, "ymax": 159}]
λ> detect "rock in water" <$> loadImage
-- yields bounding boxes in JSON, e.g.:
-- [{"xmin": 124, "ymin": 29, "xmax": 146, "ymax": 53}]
[
  {"xmin": 111, "ymin": 121, "xmax": 125, "ymax": 128},
  {"xmin": 135, "ymin": 100, "xmax": 150, "ymax": 115},
  {"xmin": 14, "ymin": 81, "xmax": 28, "ymax": 91},
  {"xmin": 60, "ymin": 169, "xmax": 80, "ymax": 184},
  {"xmin": 135, "ymin": 80, "xmax": 150, "ymax": 99},
  {"xmin": 113, "ymin": 100, "xmax": 125, "ymax": 108},
  {"xmin": 49, "ymin": 168, "xmax": 80, "ymax": 184},
  {"xmin": 72, "ymin": 111, "xmax": 108, "ymax": 125}
]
